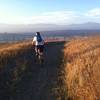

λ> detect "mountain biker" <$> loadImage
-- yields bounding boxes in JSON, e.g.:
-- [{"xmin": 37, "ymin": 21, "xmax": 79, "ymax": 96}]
[{"xmin": 32, "ymin": 32, "xmax": 44, "ymax": 57}]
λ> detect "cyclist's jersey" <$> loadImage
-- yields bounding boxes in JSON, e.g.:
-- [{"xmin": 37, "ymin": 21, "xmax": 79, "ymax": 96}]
[{"xmin": 33, "ymin": 36, "xmax": 44, "ymax": 46}]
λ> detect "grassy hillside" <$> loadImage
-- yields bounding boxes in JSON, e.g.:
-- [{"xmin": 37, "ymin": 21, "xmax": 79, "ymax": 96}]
[
  {"xmin": 1, "ymin": 36, "xmax": 100, "ymax": 100},
  {"xmin": 0, "ymin": 40, "xmax": 66, "ymax": 100},
  {"xmin": 0, "ymin": 41, "xmax": 33, "ymax": 99},
  {"xmin": 63, "ymin": 36, "xmax": 100, "ymax": 100}
]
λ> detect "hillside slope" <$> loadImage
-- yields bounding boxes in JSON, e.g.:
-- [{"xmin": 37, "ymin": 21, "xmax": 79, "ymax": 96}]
[
  {"xmin": 63, "ymin": 36, "xmax": 100, "ymax": 100},
  {"xmin": 0, "ymin": 41, "xmax": 66, "ymax": 100}
]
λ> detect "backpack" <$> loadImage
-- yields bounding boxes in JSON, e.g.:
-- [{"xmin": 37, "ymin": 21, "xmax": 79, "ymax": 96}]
[{"xmin": 37, "ymin": 35, "xmax": 42, "ymax": 42}]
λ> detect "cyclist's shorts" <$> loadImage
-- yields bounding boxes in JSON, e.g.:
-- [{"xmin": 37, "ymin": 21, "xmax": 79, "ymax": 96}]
[{"xmin": 36, "ymin": 45, "xmax": 44, "ymax": 53}]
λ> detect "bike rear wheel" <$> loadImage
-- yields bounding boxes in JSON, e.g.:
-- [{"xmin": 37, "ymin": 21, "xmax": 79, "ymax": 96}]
[{"xmin": 38, "ymin": 52, "xmax": 44, "ymax": 65}]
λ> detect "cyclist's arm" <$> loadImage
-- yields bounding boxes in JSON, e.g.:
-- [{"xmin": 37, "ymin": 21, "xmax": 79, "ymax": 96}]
[
  {"xmin": 32, "ymin": 41, "xmax": 34, "ymax": 45},
  {"xmin": 32, "ymin": 37, "xmax": 36, "ymax": 45},
  {"xmin": 44, "ymin": 40, "xmax": 48, "ymax": 45}
]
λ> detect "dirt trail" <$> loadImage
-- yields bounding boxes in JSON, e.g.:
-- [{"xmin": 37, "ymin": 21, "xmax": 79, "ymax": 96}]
[{"xmin": 11, "ymin": 42, "xmax": 66, "ymax": 100}]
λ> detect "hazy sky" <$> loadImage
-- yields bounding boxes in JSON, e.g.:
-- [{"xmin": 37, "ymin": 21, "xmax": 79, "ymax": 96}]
[{"xmin": 0, "ymin": 0, "xmax": 100, "ymax": 24}]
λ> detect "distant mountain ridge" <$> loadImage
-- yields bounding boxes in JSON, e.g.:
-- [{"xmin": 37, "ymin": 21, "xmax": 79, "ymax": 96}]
[
  {"xmin": 0, "ymin": 22, "xmax": 100, "ymax": 33},
  {"xmin": 68, "ymin": 22, "xmax": 100, "ymax": 30}
]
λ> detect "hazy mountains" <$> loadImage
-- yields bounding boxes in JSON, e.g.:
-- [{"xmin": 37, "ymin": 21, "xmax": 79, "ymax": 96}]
[
  {"xmin": 67, "ymin": 22, "xmax": 100, "ymax": 30},
  {"xmin": 0, "ymin": 22, "xmax": 100, "ymax": 33}
]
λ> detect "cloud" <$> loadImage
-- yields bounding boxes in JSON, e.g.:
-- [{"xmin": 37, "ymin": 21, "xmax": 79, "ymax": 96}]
[
  {"xmin": 1, "ymin": 8, "xmax": 100, "ymax": 25},
  {"xmin": 85, "ymin": 8, "xmax": 100, "ymax": 18},
  {"xmin": 30, "ymin": 8, "xmax": 100, "ymax": 24},
  {"xmin": 84, "ymin": 8, "xmax": 100, "ymax": 23},
  {"xmin": 0, "ymin": 10, "xmax": 80, "ymax": 25},
  {"xmin": 27, "ymin": 11, "xmax": 79, "ymax": 25}
]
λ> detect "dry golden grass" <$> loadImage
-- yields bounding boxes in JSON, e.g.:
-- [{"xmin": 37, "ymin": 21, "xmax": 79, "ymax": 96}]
[
  {"xmin": 0, "ymin": 41, "xmax": 31, "ymax": 54},
  {"xmin": 0, "ymin": 40, "xmax": 32, "ymax": 81},
  {"xmin": 0, "ymin": 41, "xmax": 31, "ymax": 64},
  {"xmin": 0, "ymin": 40, "xmax": 66, "ymax": 99},
  {"xmin": 0, "ymin": 40, "xmax": 34, "ymax": 99},
  {"xmin": 63, "ymin": 36, "xmax": 100, "ymax": 100}
]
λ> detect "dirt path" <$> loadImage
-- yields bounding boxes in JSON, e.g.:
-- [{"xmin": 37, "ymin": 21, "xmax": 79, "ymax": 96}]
[{"xmin": 11, "ymin": 42, "xmax": 66, "ymax": 100}]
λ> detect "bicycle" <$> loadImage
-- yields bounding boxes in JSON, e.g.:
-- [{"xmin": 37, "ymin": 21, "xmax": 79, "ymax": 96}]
[{"xmin": 34, "ymin": 46, "xmax": 45, "ymax": 65}]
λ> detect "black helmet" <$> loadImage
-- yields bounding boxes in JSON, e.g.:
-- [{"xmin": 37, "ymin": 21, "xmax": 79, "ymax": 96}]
[{"xmin": 36, "ymin": 32, "xmax": 40, "ymax": 36}]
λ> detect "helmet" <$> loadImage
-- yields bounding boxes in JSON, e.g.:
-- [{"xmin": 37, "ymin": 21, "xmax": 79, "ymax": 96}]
[{"xmin": 36, "ymin": 32, "xmax": 40, "ymax": 36}]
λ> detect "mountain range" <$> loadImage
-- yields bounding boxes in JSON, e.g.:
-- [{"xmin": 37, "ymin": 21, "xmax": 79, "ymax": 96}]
[{"xmin": 0, "ymin": 22, "xmax": 100, "ymax": 33}]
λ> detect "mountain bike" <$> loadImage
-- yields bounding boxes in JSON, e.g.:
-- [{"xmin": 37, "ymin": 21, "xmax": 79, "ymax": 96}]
[{"xmin": 34, "ymin": 46, "xmax": 44, "ymax": 65}]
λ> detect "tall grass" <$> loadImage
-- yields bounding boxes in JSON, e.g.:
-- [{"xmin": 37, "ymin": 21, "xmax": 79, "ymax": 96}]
[
  {"xmin": 63, "ymin": 36, "xmax": 100, "ymax": 100},
  {"xmin": 0, "ymin": 41, "xmax": 32, "ymax": 99}
]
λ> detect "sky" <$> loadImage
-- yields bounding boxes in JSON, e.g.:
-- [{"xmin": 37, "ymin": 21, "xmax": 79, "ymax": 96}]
[{"xmin": 0, "ymin": 0, "xmax": 100, "ymax": 25}]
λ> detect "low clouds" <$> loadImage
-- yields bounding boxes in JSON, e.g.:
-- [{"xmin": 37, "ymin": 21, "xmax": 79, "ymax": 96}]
[
  {"xmin": 28, "ymin": 11, "xmax": 79, "ymax": 25},
  {"xmin": 85, "ymin": 8, "xmax": 100, "ymax": 18},
  {"xmin": 28, "ymin": 8, "xmax": 100, "ymax": 24},
  {"xmin": 0, "ymin": 8, "xmax": 100, "ymax": 24},
  {"xmin": 84, "ymin": 8, "xmax": 100, "ymax": 23}
]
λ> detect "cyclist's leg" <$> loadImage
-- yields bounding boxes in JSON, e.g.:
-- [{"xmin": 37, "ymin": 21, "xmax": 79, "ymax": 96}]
[
  {"xmin": 34, "ymin": 46, "xmax": 39, "ymax": 63},
  {"xmin": 35, "ymin": 46, "xmax": 38, "ymax": 56},
  {"xmin": 39, "ymin": 45, "xmax": 44, "ymax": 55},
  {"xmin": 38, "ymin": 45, "xmax": 44, "ymax": 63}
]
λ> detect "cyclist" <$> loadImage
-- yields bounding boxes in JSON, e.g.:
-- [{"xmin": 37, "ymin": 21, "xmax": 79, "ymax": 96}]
[{"xmin": 32, "ymin": 32, "xmax": 44, "ymax": 61}]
